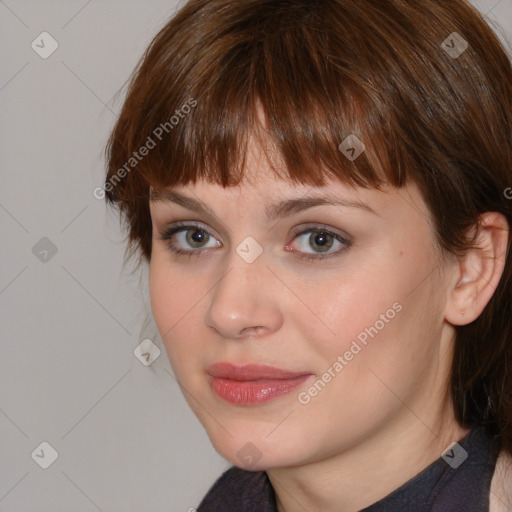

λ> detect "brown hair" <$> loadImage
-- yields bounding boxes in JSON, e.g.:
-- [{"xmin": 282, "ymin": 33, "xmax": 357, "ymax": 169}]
[{"xmin": 104, "ymin": 0, "xmax": 512, "ymax": 456}]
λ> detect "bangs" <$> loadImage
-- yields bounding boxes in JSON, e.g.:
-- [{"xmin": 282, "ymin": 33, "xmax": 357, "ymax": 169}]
[{"xmin": 105, "ymin": 1, "xmax": 410, "ymax": 203}]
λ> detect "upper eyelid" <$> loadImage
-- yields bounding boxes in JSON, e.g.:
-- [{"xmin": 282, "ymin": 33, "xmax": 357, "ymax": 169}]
[
  {"xmin": 161, "ymin": 220, "xmax": 221, "ymax": 238},
  {"xmin": 160, "ymin": 220, "xmax": 346, "ymax": 233},
  {"xmin": 150, "ymin": 201, "xmax": 232, "ymax": 236},
  {"xmin": 160, "ymin": 221, "xmax": 350, "ymax": 245}
]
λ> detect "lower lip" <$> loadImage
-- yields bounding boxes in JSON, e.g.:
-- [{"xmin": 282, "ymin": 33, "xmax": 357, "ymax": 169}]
[{"xmin": 210, "ymin": 375, "xmax": 312, "ymax": 405}]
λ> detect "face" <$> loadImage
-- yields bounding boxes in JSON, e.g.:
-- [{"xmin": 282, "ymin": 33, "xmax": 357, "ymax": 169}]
[{"xmin": 148, "ymin": 140, "xmax": 455, "ymax": 471}]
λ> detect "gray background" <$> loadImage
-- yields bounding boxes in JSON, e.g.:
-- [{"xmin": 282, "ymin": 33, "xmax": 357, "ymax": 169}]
[{"xmin": 1, "ymin": 1, "xmax": 511, "ymax": 511}]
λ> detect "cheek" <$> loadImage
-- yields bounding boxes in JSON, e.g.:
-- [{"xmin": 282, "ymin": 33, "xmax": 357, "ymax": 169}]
[
  {"xmin": 287, "ymin": 266, "xmax": 401, "ymax": 357},
  {"xmin": 148, "ymin": 258, "xmax": 171, "ymax": 333},
  {"xmin": 293, "ymin": 249, "xmax": 437, "ymax": 376},
  {"xmin": 289, "ymin": 284, "xmax": 431, "ymax": 434},
  {"xmin": 148, "ymin": 257, "xmax": 200, "ymax": 361}
]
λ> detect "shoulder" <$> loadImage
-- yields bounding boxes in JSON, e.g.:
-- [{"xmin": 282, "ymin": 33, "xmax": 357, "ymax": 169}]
[
  {"xmin": 197, "ymin": 466, "xmax": 275, "ymax": 511},
  {"xmin": 490, "ymin": 449, "xmax": 512, "ymax": 512}
]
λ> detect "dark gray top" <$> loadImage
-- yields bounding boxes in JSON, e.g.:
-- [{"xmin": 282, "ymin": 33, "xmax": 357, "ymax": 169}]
[{"xmin": 197, "ymin": 424, "xmax": 500, "ymax": 511}]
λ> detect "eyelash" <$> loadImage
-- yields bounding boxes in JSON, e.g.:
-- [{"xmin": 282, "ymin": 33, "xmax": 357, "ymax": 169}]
[{"xmin": 157, "ymin": 221, "xmax": 352, "ymax": 262}]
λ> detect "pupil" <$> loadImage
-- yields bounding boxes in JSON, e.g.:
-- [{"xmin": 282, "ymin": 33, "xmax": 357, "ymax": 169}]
[
  {"xmin": 189, "ymin": 229, "xmax": 208, "ymax": 246},
  {"xmin": 311, "ymin": 231, "xmax": 333, "ymax": 252}
]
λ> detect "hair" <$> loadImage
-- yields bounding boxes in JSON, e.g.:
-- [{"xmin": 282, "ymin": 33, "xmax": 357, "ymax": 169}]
[{"xmin": 104, "ymin": 0, "xmax": 512, "ymax": 457}]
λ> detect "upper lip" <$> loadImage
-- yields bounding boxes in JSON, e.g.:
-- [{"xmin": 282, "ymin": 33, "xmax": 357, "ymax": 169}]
[{"xmin": 207, "ymin": 363, "xmax": 312, "ymax": 381}]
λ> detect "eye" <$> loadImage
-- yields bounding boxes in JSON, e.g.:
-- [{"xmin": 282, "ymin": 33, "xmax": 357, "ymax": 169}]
[
  {"xmin": 157, "ymin": 222, "xmax": 351, "ymax": 261},
  {"xmin": 286, "ymin": 225, "xmax": 351, "ymax": 261},
  {"xmin": 158, "ymin": 222, "xmax": 220, "ymax": 258}
]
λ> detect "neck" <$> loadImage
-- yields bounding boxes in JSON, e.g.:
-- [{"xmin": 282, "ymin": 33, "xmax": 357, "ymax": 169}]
[{"xmin": 267, "ymin": 398, "xmax": 469, "ymax": 512}]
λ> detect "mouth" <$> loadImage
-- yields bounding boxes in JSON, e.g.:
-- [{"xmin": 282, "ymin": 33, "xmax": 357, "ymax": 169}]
[{"xmin": 207, "ymin": 363, "xmax": 314, "ymax": 406}]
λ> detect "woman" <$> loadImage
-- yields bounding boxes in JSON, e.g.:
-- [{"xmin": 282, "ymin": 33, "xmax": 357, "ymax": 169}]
[{"xmin": 103, "ymin": 0, "xmax": 512, "ymax": 510}]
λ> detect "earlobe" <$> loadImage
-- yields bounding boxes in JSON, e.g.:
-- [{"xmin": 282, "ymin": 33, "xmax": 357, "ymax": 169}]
[{"xmin": 445, "ymin": 212, "xmax": 510, "ymax": 326}]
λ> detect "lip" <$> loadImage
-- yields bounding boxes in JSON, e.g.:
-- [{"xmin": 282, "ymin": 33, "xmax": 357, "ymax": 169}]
[{"xmin": 207, "ymin": 363, "xmax": 313, "ymax": 405}]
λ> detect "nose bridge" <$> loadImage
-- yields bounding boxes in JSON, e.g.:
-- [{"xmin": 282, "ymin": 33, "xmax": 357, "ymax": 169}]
[{"xmin": 204, "ymin": 240, "xmax": 282, "ymax": 339}]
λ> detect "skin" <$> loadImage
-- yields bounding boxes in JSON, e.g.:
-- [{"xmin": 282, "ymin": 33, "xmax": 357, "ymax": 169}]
[{"xmin": 148, "ymin": 138, "xmax": 509, "ymax": 512}]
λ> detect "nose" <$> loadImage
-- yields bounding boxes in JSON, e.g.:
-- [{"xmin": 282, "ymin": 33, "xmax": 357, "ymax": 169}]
[{"xmin": 203, "ymin": 252, "xmax": 283, "ymax": 340}]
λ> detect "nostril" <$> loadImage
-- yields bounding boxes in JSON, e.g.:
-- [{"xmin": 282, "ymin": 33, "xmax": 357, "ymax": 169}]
[{"xmin": 240, "ymin": 326, "xmax": 265, "ymax": 339}]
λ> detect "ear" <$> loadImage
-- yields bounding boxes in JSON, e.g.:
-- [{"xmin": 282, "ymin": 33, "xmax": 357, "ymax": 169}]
[{"xmin": 445, "ymin": 212, "xmax": 510, "ymax": 326}]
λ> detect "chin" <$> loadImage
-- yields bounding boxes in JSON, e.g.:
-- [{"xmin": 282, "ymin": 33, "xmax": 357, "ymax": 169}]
[{"xmin": 204, "ymin": 424, "xmax": 311, "ymax": 471}]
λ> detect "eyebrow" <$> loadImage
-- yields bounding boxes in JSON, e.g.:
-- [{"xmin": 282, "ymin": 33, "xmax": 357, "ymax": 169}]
[{"xmin": 150, "ymin": 190, "xmax": 378, "ymax": 221}]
